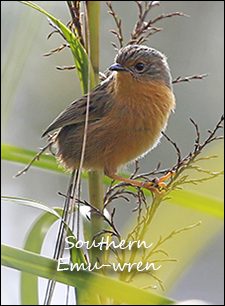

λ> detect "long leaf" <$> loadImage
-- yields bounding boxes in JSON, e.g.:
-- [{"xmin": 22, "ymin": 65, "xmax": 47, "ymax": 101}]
[
  {"xmin": 1, "ymin": 195, "xmax": 61, "ymax": 216},
  {"xmin": 1, "ymin": 196, "xmax": 86, "ymax": 265},
  {"xmin": 170, "ymin": 189, "xmax": 224, "ymax": 219},
  {"xmin": 1, "ymin": 143, "xmax": 62, "ymax": 173},
  {"xmin": 19, "ymin": 1, "xmax": 94, "ymax": 93},
  {"xmin": 1, "ymin": 196, "xmax": 88, "ymax": 304},
  {"xmin": 2, "ymin": 143, "xmax": 223, "ymax": 218},
  {"xmin": 20, "ymin": 206, "xmax": 95, "ymax": 305},
  {"xmin": 21, "ymin": 208, "xmax": 63, "ymax": 305},
  {"xmin": 1, "ymin": 244, "xmax": 175, "ymax": 305}
]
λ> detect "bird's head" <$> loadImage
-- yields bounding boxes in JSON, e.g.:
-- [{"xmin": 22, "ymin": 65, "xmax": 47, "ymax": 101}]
[{"xmin": 109, "ymin": 44, "xmax": 172, "ymax": 89}]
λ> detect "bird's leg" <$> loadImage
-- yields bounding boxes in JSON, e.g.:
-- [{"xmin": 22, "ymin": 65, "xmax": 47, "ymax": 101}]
[
  {"xmin": 105, "ymin": 172, "xmax": 159, "ymax": 194},
  {"xmin": 105, "ymin": 171, "xmax": 175, "ymax": 194}
]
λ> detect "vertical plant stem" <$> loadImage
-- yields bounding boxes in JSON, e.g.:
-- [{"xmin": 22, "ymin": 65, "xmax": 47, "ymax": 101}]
[
  {"xmin": 85, "ymin": 2, "xmax": 109, "ymax": 304},
  {"xmin": 85, "ymin": 1, "xmax": 105, "ymax": 265},
  {"xmin": 86, "ymin": 1, "xmax": 100, "ymax": 86}
]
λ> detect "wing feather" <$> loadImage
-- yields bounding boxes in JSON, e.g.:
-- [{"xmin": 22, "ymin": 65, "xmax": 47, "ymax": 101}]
[{"xmin": 41, "ymin": 77, "xmax": 113, "ymax": 137}]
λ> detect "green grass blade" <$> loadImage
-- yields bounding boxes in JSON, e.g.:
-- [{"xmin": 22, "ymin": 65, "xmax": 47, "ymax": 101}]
[
  {"xmin": 19, "ymin": 1, "xmax": 94, "ymax": 93},
  {"xmin": 170, "ymin": 189, "xmax": 224, "ymax": 219},
  {"xmin": 2, "ymin": 244, "xmax": 175, "ymax": 305},
  {"xmin": 20, "ymin": 207, "xmax": 88, "ymax": 304},
  {"xmin": 2, "ymin": 143, "xmax": 223, "ymax": 218},
  {"xmin": 1, "ymin": 195, "xmax": 88, "ymax": 304},
  {"xmin": 21, "ymin": 208, "xmax": 63, "ymax": 305},
  {"xmin": 1, "ymin": 196, "xmax": 87, "ymax": 264},
  {"xmin": 1, "ymin": 195, "xmax": 61, "ymax": 216},
  {"xmin": 1, "ymin": 142, "xmax": 86, "ymax": 180},
  {"xmin": 1, "ymin": 143, "xmax": 62, "ymax": 173}
]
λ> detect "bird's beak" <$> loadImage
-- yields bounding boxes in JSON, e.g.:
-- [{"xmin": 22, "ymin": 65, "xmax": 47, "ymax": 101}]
[{"xmin": 109, "ymin": 63, "xmax": 127, "ymax": 72}]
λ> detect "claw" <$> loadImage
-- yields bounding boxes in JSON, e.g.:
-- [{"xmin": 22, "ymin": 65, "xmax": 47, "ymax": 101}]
[
  {"xmin": 158, "ymin": 182, "xmax": 167, "ymax": 189},
  {"xmin": 142, "ymin": 181, "xmax": 160, "ymax": 194},
  {"xmin": 142, "ymin": 171, "xmax": 175, "ymax": 194},
  {"xmin": 158, "ymin": 171, "xmax": 175, "ymax": 183}
]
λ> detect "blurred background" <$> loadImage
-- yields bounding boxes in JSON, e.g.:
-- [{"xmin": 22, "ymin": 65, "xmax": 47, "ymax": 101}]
[{"xmin": 1, "ymin": 1, "xmax": 224, "ymax": 305}]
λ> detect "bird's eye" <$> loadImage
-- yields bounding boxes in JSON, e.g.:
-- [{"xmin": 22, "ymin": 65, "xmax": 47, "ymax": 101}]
[{"xmin": 135, "ymin": 62, "xmax": 145, "ymax": 72}]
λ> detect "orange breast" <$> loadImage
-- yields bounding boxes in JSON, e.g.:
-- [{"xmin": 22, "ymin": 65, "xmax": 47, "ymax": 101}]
[{"xmin": 83, "ymin": 72, "xmax": 175, "ymax": 173}]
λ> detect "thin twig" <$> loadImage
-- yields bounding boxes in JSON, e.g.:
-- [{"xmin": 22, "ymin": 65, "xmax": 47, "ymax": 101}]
[
  {"xmin": 161, "ymin": 131, "xmax": 182, "ymax": 165},
  {"xmin": 43, "ymin": 44, "xmax": 70, "ymax": 57},
  {"xmin": 172, "ymin": 73, "xmax": 209, "ymax": 84},
  {"xmin": 106, "ymin": 1, "xmax": 124, "ymax": 49},
  {"xmin": 46, "ymin": 17, "xmax": 66, "ymax": 40},
  {"xmin": 56, "ymin": 65, "xmax": 76, "ymax": 70},
  {"xmin": 14, "ymin": 133, "xmax": 56, "ymax": 178}
]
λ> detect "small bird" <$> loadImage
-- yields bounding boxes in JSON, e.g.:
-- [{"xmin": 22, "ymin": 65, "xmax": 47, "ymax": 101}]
[{"xmin": 42, "ymin": 44, "xmax": 175, "ymax": 191}]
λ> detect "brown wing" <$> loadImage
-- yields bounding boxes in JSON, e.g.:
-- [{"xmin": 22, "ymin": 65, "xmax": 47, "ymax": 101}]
[{"xmin": 41, "ymin": 77, "xmax": 113, "ymax": 137}]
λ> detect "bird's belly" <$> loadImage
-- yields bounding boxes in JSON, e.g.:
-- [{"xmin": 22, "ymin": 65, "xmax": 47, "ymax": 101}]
[
  {"xmin": 110, "ymin": 125, "xmax": 160, "ymax": 166},
  {"xmin": 83, "ymin": 115, "xmax": 163, "ymax": 171},
  {"xmin": 56, "ymin": 110, "xmax": 166, "ymax": 172}
]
